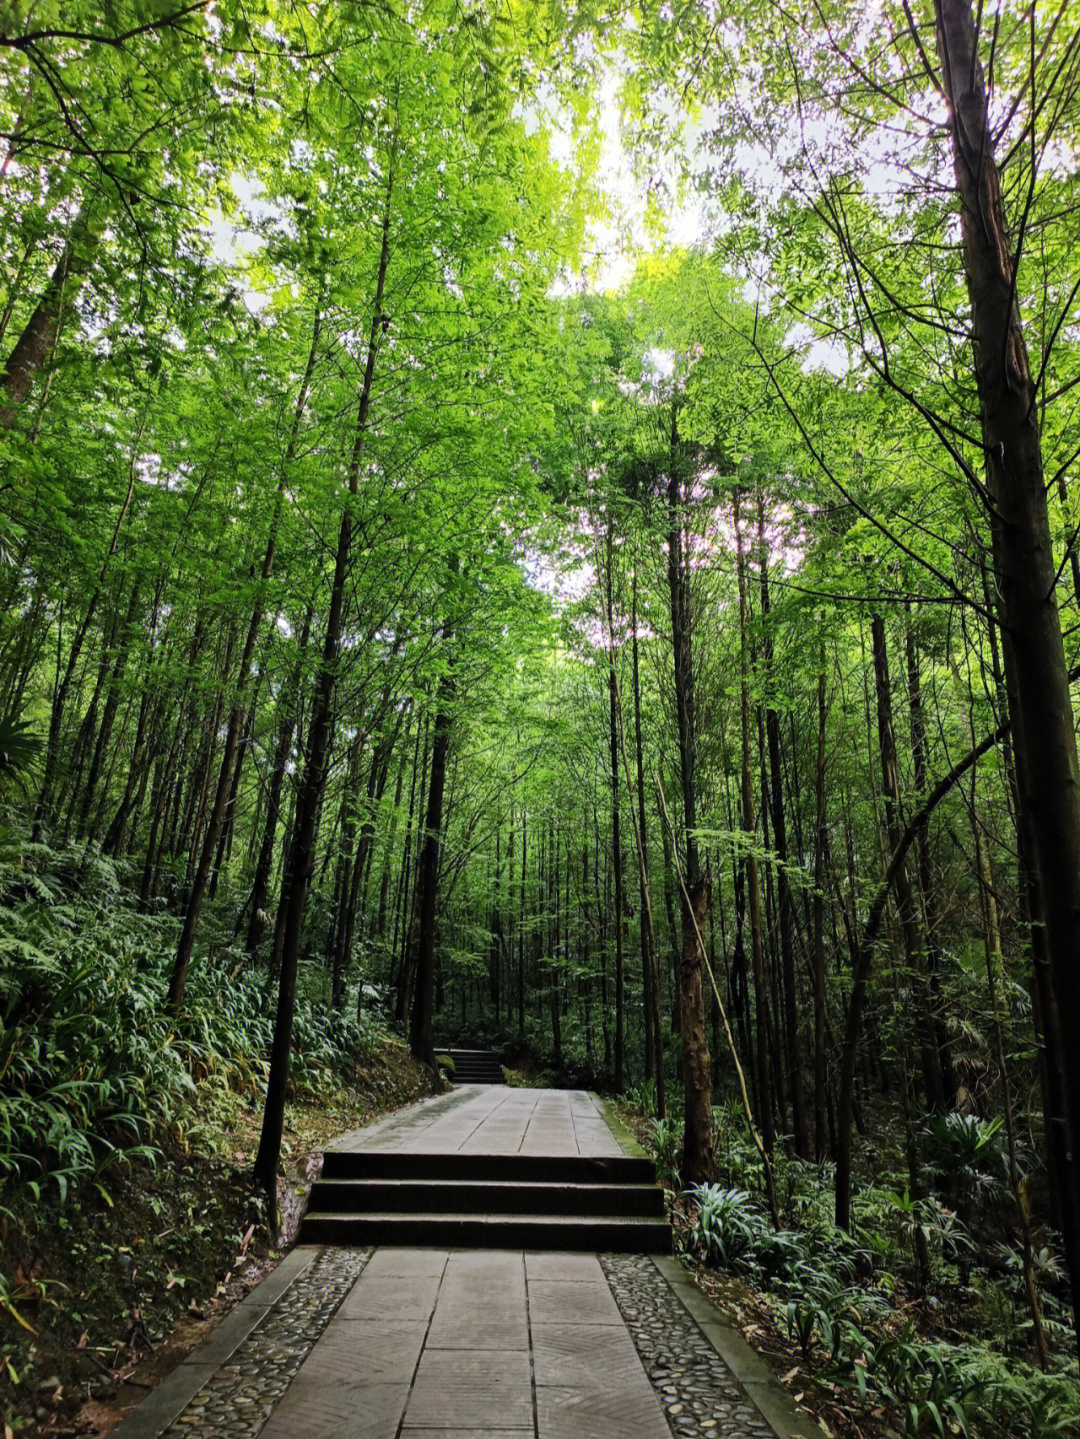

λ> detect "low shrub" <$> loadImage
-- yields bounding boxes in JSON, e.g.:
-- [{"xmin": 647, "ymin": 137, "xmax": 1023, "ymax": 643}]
[{"xmin": 0, "ymin": 842, "xmax": 380, "ymax": 1211}]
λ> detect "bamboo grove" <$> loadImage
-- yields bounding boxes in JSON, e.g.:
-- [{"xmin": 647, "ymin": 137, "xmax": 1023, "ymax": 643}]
[{"xmin": 3, "ymin": 0, "xmax": 1080, "ymax": 1381}]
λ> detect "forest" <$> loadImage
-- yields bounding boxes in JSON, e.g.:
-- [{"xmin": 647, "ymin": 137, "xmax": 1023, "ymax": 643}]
[{"xmin": 1, "ymin": 0, "xmax": 1080, "ymax": 1434}]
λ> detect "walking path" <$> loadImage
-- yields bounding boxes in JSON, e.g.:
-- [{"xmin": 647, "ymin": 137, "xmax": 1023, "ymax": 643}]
[
  {"xmin": 112, "ymin": 1087, "xmax": 818, "ymax": 1439},
  {"xmin": 326, "ymin": 1084, "xmax": 622, "ymax": 1158}
]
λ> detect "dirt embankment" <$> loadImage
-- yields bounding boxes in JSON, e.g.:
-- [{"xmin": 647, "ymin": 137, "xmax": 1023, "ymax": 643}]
[{"xmin": 1, "ymin": 1037, "xmax": 441, "ymax": 1438}]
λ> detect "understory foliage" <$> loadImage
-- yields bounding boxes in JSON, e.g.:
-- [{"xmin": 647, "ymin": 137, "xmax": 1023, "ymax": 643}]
[
  {"xmin": 0, "ymin": 836, "xmax": 378, "ymax": 1215},
  {"xmin": 0, "ymin": 833, "xmax": 431, "ymax": 1432},
  {"xmin": 628, "ymin": 1090, "xmax": 1080, "ymax": 1438}
]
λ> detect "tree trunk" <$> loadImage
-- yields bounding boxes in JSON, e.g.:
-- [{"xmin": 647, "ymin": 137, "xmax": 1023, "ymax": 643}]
[
  {"xmin": 758, "ymin": 500, "xmax": 807, "ymax": 1157},
  {"xmin": 518, "ymin": 806, "xmax": 527, "ymax": 1039},
  {"xmin": 247, "ymin": 602, "xmax": 312, "ymax": 953},
  {"xmin": 0, "ymin": 201, "xmax": 100, "ymax": 430},
  {"xmin": 935, "ymin": 0, "xmax": 1080, "ymax": 1351},
  {"xmin": 666, "ymin": 409, "xmax": 713, "ymax": 1182},
  {"xmin": 548, "ymin": 815, "xmax": 562, "ymax": 1068},
  {"xmin": 632, "ymin": 568, "xmax": 665, "ymax": 1118},
  {"xmin": 252, "ymin": 161, "xmax": 393, "ymax": 1228},
  {"xmin": 813, "ymin": 647, "xmax": 829, "ymax": 1159},
  {"xmin": 408, "ymin": 564, "xmax": 458, "ymax": 1068},
  {"xmin": 870, "ymin": 613, "xmax": 942, "ymax": 1111},
  {"xmin": 733, "ymin": 491, "xmax": 772, "ymax": 1152},
  {"xmin": 33, "ymin": 403, "xmax": 149, "ymax": 838},
  {"xmin": 606, "ymin": 529, "xmax": 625, "ymax": 1093},
  {"xmin": 904, "ymin": 617, "xmax": 957, "ymax": 1106},
  {"xmin": 396, "ymin": 717, "xmax": 430, "ymax": 1024}
]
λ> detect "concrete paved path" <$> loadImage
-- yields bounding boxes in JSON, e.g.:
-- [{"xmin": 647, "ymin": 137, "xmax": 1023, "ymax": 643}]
[
  {"xmin": 327, "ymin": 1085, "xmax": 625, "ymax": 1158},
  {"xmin": 259, "ymin": 1247, "xmax": 669, "ymax": 1438},
  {"xmin": 111, "ymin": 1089, "xmax": 816, "ymax": 1439}
]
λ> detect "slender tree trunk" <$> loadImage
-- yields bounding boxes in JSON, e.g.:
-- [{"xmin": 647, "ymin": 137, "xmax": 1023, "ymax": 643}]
[
  {"xmin": 518, "ymin": 805, "xmax": 527, "ymax": 1039},
  {"xmin": 247, "ymin": 603, "xmax": 312, "ymax": 953},
  {"xmin": 330, "ymin": 731, "xmax": 366, "ymax": 1007},
  {"xmin": 76, "ymin": 584, "xmax": 142, "ymax": 839},
  {"xmin": 409, "ymin": 563, "xmax": 458, "ymax": 1068},
  {"xmin": 758, "ymin": 500, "xmax": 807, "ymax": 1156},
  {"xmin": 548, "ymin": 814, "xmax": 562, "ymax": 1067},
  {"xmin": 813, "ymin": 647, "xmax": 829, "ymax": 1159},
  {"xmin": 734, "ymin": 491, "xmax": 772, "ymax": 1152},
  {"xmin": 970, "ymin": 762, "xmax": 1048, "ymax": 1366},
  {"xmin": 375, "ymin": 719, "xmax": 410, "ymax": 939},
  {"xmin": 396, "ymin": 717, "xmax": 430, "ymax": 1024},
  {"xmin": 870, "ymin": 613, "xmax": 942, "ymax": 1111},
  {"xmin": 253, "ymin": 160, "xmax": 393, "ymax": 1227},
  {"xmin": 630, "ymin": 572, "xmax": 655, "ymax": 1082},
  {"xmin": 490, "ymin": 826, "xmax": 502, "ymax": 1025},
  {"xmin": 632, "ymin": 568, "xmax": 665, "ymax": 1118},
  {"xmin": 666, "ymin": 410, "xmax": 713, "ymax": 1182},
  {"xmin": 905, "ymin": 617, "xmax": 957, "ymax": 1106},
  {"xmin": 935, "ymin": 0, "xmax": 1080, "ymax": 1350},
  {"xmin": 605, "ymin": 530, "xmax": 625, "ymax": 1093},
  {"xmin": 33, "ymin": 404, "xmax": 149, "ymax": 837}
]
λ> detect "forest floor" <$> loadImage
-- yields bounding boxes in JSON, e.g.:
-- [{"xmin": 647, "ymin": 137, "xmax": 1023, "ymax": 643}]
[
  {"xmin": 616, "ymin": 1101, "xmax": 1078, "ymax": 1439},
  {"xmin": 1, "ymin": 1037, "xmax": 441, "ymax": 1438},
  {"xmin": 615, "ymin": 1104, "xmax": 870, "ymax": 1439}
]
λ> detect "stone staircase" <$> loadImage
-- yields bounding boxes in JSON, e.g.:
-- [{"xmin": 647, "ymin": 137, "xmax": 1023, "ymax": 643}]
[
  {"xmin": 299, "ymin": 1150, "xmax": 672, "ymax": 1252},
  {"xmin": 436, "ymin": 1047, "xmax": 505, "ymax": 1084}
]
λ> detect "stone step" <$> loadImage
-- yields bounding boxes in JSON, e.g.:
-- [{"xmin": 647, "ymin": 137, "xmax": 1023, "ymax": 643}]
[
  {"xmin": 435, "ymin": 1048, "xmax": 505, "ymax": 1084},
  {"xmin": 297, "ymin": 1211, "xmax": 673, "ymax": 1252},
  {"xmin": 307, "ymin": 1178, "xmax": 666, "ymax": 1217},
  {"xmin": 320, "ymin": 1150, "xmax": 657, "ymax": 1185}
]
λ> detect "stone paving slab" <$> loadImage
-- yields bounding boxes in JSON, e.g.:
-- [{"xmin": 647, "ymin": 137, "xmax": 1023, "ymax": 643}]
[
  {"xmin": 524, "ymin": 1251, "xmax": 602, "ymax": 1282},
  {"xmin": 338, "ymin": 1273, "xmax": 441, "ymax": 1320},
  {"xmin": 532, "ymin": 1322, "xmax": 654, "ymax": 1387},
  {"xmin": 361, "ymin": 1246, "xmax": 450, "ymax": 1277},
  {"xmin": 535, "ymin": 1383, "xmax": 668, "ymax": 1439},
  {"xmin": 405, "ymin": 1348, "xmax": 534, "ymax": 1429},
  {"xmin": 528, "ymin": 1277, "xmax": 622, "ymax": 1326}
]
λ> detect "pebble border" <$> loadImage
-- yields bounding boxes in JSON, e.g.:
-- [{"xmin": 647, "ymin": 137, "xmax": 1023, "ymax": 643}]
[
  {"xmin": 161, "ymin": 1247, "xmax": 370, "ymax": 1438},
  {"xmin": 601, "ymin": 1253, "xmax": 777, "ymax": 1439}
]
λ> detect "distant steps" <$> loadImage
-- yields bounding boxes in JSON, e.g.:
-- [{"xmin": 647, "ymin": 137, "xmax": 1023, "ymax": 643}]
[{"xmin": 436, "ymin": 1047, "xmax": 504, "ymax": 1084}]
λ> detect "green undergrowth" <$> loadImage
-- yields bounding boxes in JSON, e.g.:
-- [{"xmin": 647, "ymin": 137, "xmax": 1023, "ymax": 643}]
[
  {"xmin": 0, "ymin": 838, "xmax": 382, "ymax": 1215},
  {"xmin": 620, "ymin": 1092, "xmax": 1080, "ymax": 1439},
  {"xmin": 0, "ymin": 835, "xmax": 438, "ymax": 1434}
]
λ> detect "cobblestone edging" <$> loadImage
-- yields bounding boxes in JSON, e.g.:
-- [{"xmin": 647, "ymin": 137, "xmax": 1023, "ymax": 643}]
[
  {"xmin": 601, "ymin": 1253, "xmax": 777, "ymax": 1439},
  {"xmin": 162, "ymin": 1248, "xmax": 370, "ymax": 1439}
]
